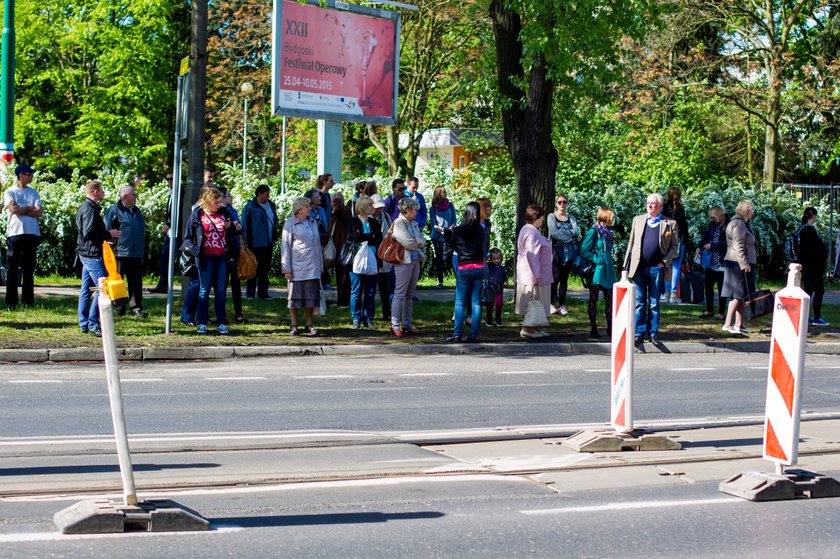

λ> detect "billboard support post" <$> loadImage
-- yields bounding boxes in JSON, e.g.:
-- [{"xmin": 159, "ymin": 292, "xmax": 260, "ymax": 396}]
[{"xmin": 318, "ymin": 120, "xmax": 343, "ymax": 182}]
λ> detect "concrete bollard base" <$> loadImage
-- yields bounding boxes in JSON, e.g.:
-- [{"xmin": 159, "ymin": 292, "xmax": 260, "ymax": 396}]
[
  {"xmin": 54, "ymin": 498, "xmax": 210, "ymax": 534},
  {"xmin": 563, "ymin": 429, "xmax": 682, "ymax": 452},
  {"xmin": 719, "ymin": 469, "xmax": 840, "ymax": 502}
]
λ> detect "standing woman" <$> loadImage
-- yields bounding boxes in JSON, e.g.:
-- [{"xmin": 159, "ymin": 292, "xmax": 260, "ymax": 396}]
[
  {"xmin": 389, "ymin": 197, "xmax": 425, "ymax": 337},
  {"xmin": 371, "ymin": 194, "xmax": 392, "ymax": 323},
  {"xmin": 444, "ymin": 202, "xmax": 486, "ymax": 343},
  {"xmin": 797, "ymin": 207, "xmax": 829, "ymax": 326},
  {"xmin": 429, "ymin": 186, "xmax": 457, "ymax": 289},
  {"xmin": 219, "ymin": 187, "xmax": 244, "ymax": 323},
  {"xmin": 547, "ymin": 194, "xmax": 580, "ymax": 315},
  {"xmin": 346, "ymin": 195, "xmax": 383, "ymax": 329},
  {"xmin": 579, "ymin": 207, "xmax": 616, "ymax": 339},
  {"xmin": 183, "ymin": 187, "xmax": 235, "ymax": 335},
  {"xmin": 282, "ymin": 197, "xmax": 324, "ymax": 336},
  {"xmin": 695, "ymin": 206, "xmax": 728, "ymax": 319},
  {"xmin": 721, "ymin": 200, "xmax": 757, "ymax": 334},
  {"xmin": 516, "ymin": 205, "xmax": 553, "ymax": 339},
  {"xmin": 662, "ymin": 187, "xmax": 689, "ymax": 303}
]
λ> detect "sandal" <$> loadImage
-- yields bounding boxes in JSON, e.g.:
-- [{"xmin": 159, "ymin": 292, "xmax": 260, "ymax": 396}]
[
  {"xmin": 305, "ymin": 326, "xmax": 319, "ymax": 336},
  {"xmin": 290, "ymin": 326, "xmax": 300, "ymax": 336},
  {"xmin": 698, "ymin": 311, "xmax": 714, "ymax": 318}
]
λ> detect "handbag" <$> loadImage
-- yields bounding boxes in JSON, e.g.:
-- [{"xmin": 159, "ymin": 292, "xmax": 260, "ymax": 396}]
[
  {"xmin": 744, "ymin": 289, "xmax": 774, "ymax": 320},
  {"xmin": 352, "ymin": 242, "xmax": 378, "ymax": 275},
  {"xmin": 376, "ymin": 224, "xmax": 405, "ymax": 265},
  {"xmin": 480, "ymin": 265, "xmax": 500, "ymax": 305},
  {"xmin": 237, "ymin": 242, "xmax": 258, "ymax": 280},
  {"xmin": 571, "ymin": 254, "xmax": 595, "ymax": 279},
  {"xmin": 178, "ymin": 247, "xmax": 198, "ymax": 279},
  {"xmin": 561, "ymin": 242, "xmax": 579, "ymax": 265},
  {"xmin": 522, "ymin": 295, "xmax": 549, "ymax": 328},
  {"xmin": 339, "ymin": 238, "xmax": 357, "ymax": 268},
  {"xmin": 323, "ymin": 220, "xmax": 338, "ymax": 268}
]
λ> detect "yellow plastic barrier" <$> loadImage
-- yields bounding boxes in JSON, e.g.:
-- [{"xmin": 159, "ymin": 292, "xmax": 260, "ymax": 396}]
[{"xmin": 101, "ymin": 242, "xmax": 129, "ymax": 308}]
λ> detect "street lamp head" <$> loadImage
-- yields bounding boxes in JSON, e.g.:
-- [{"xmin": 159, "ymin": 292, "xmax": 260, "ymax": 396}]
[{"xmin": 240, "ymin": 82, "xmax": 254, "ymax": 96}]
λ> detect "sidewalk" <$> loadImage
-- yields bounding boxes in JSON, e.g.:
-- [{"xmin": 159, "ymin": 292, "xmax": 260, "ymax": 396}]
[
  {"xmin": 3, "ymin": 415, "xmax": 840, "ymax": 497},
  {"xmin": 0, "ymin": 284, "xmax": 837, "ymax": 363}
]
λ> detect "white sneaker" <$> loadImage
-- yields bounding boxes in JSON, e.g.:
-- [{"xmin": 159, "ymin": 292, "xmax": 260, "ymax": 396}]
[
  {"xmin": 721, "ymin": 325, "xmax": 741, "ymax": 334},
  {"xmin": 550, "ymin": 305, "xmax": 559, "ymax": 315},
  {"xmin": 558, "ymin": 306, "xmax": 569, "ymax": 315}
]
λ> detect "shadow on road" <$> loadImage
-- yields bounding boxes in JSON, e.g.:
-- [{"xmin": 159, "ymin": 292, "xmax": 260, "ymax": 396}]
[
  {"xmin": 214, "ymin": 511, "xmax": 445, "ymax": 528},
  {"xmin": 0, "ymin": 462, "xmax": 220, "ymax": 476}
]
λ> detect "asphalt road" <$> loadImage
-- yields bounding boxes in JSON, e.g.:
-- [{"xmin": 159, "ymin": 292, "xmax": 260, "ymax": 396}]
[
  {"xmin": 2, "ymin": 353, "xmax": 840, "ymax": 437},
  {"xmin": 4, "ymin": 474, "xmax": 840, "ymax": 558}
]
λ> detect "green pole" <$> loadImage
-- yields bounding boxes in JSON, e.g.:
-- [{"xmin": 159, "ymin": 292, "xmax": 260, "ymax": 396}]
[{"xmin": 1, "ymin": 0, "xmax": 15, "ymax": 163}]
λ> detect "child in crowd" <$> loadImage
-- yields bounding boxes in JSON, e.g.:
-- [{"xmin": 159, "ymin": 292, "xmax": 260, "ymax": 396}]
[{"xmin": 484, "ymin": 248, "xmax": 508, "ymax": 327}]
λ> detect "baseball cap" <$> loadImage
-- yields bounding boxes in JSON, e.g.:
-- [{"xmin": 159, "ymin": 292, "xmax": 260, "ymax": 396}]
[
  {"xmin": 15, "ymin": 164, "xmax": 35, "ymax": 176},
  {"xmin": 370, "ymin": 194, "xmax": 386, "ymax": 208}
]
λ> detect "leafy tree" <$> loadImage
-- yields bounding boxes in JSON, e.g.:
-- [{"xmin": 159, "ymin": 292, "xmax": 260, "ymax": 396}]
[
  {"xmin": 10, "ymin": 0, "xmax": 189, "ymax": 176},
  {"xmin": 488, "ymin": 0, "xmax": 657, "ymax": 233}
]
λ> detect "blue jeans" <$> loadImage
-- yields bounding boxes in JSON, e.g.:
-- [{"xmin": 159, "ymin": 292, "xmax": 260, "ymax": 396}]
[
  {"xmin": 349, "ymin": 272, "xmax": 377, "ymax": 322},
  {"xmin": 453, "ymin": 267, "xmax": 483, "ymax": 338},
  {"xmin": 180, "ymin": 276, "xmax": 200, "ymax": 323},
  {"xmin": 659, "ymin": 243, "xmax": 685, "ymax": 294},
  {"xmin": 197, "ymin": 254, "xmax": 228, "ymax": 326},
  {"xmin": 633, "ymin": 265, "xmax": 663, "ymax": 337},
  {"xmin": 78, "ymin": 255, "xmax": 108, "ymax": 332}
]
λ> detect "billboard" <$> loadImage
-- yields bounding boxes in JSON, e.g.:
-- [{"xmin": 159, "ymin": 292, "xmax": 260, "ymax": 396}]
[{"xmin": 272, "ymin": 0, "xmax": 401, "ymax": 126}]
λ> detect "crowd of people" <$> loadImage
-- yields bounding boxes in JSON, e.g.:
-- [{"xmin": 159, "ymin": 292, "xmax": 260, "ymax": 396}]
[{"xmin": 2, "ymin": 164, "xmax": 835, "ymax": 341}]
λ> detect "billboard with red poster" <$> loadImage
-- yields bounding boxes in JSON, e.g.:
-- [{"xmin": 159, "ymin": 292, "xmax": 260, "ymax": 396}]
[{"xmin": 272, "ymin": 0, "xmax": 401, "ymax": 126}]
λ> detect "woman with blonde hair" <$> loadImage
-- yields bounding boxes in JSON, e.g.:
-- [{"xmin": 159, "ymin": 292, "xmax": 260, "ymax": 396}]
[
  {"xmin": 390, "ymin": 197, "xmax": 426, "ymax": 337},
  {"xmin": 721, "ymin": 200, "xmax": 756, "ymax": 334},
  {"xmin": 182, "ymin": 187, "xmax": 236, "ymax": 335},
  {"xmin": 579, "ymin": 207, "xmax": 616, "ymax": 339}
]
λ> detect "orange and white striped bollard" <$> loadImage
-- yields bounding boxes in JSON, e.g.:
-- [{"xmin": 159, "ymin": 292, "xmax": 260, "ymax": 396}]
[
  {"xmin": 763, "ymin": 263, "xmax": 811, "ymax": 473},
  {"xmin": 611, "ymin": 271, "xmax": 635, "ymax": 434}
]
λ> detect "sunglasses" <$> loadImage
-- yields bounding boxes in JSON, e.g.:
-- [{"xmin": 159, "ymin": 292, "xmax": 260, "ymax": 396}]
[{"xmin": 557, "ymin": 200, "xmax": 569, "ymax": 205}]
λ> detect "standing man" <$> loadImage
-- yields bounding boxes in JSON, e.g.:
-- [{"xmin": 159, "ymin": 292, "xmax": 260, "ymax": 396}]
[
  {"xmin": 241, "ymin": 184, "xmax": 278, "ymax": 299},
  {"xmin": 317, "ymin": 173, "xmax": 335, "ymax": 225},
  {"xmin": 4, "ymin": 164, "xmax": 43, "ymax": 308},
  {"xmin": 105, "ymin": 185, "xmax": 146, "ymax": 318},
  {"xmin": 406, "ymin": 177, "xmax": 427, "ymax": 230},
  {"xmin": 148, "ymin": 172, "xmax": 174, "ymax": 294},
  {"xmin": 384, "ymin": 178, "xmax": 406, "ymax": 223},
  {"xmin": 623, "ymin": 193, "xmax": 679, "ymax": 346},
  {"xmin": 76, "ymin": 180, "xmax": 121, "ymax": 336}
]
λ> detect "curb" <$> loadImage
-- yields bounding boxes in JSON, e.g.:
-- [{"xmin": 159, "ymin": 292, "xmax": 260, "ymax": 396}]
[{"xmin": 1, "ymin": 340, "xmax": 839, "ymax": 364}]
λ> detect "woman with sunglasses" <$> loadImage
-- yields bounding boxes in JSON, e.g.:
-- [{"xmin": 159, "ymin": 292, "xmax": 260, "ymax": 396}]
[{"xmin": 547, "ymin": 194, "xmax": 580, "ymax": 315}]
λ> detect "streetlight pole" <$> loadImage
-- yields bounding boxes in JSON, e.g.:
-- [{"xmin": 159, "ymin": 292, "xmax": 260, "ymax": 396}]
[
  {"xmin": 241, "ymin": 81, "xmax": 253, "ymax": 184},
  {"xmin": 1, "ymin": 0, "xmax": 16, "ymax": 166}
]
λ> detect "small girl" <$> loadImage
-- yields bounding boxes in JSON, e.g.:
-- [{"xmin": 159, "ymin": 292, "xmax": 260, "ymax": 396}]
[{"xmin": 484, "ymin": 248, "xmax": 508, "ymax": 327}]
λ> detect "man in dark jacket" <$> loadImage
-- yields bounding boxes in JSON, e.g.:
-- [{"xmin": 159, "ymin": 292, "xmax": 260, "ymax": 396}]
[
  {"xmin": 76, "ymin": 180, "xmax": 121, "ymax": 336},
  {"xmin": 241, "ymin": 184, "xmax": 278, "ymax": 299},
  {"xmin": 105, "ymin": 185, "xmax": 146, "ymax": 318}
]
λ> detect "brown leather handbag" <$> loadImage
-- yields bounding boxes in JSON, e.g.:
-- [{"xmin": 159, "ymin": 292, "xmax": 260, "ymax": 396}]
[{"xmin": 376, "ymin": 225, "xmax": 405, "ymax": 265}]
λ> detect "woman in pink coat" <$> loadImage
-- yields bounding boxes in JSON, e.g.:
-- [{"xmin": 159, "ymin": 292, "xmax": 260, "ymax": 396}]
[{"xmin": 515, "ymin": 204, "xmax": 553, "ymax": 338}]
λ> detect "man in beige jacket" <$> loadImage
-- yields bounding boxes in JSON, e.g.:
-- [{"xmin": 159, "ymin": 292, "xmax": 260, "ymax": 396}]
[{"xmin": 623, "ymin": 193, "xmax": 679, "ymax": 346}]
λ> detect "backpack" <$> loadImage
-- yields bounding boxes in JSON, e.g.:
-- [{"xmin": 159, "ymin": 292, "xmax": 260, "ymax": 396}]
[{"xmin": 784, "ymin": 225, "xmax": 806, "ymax": 262}]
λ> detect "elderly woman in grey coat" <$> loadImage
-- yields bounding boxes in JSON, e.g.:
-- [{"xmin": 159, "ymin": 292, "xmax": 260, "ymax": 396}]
[
  {"xmin": 389, "ymin": 197, "xmax": 426, "ymax": 337},
  {"xmin": 282, "ymin": 196, "xmax": 324, "ymax": 336},
  {"xmin": 721, "ymin": 199, "xmax": 757, "ymax": 335}
]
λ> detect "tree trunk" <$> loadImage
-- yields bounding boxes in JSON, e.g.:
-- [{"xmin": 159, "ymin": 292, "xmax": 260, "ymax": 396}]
[
  {"xmin": 366, "ymin": 124, "xmax": 401, "ymax": 177},
  {"xmin": 490, "ymin": 1, "xmax": 557, "ymax": 235},
  {"xmin": 762, "ymin": 87, "xmax": 782, "ymax": 187},
  {"xmin": 185, "ymin": 0, "xmax": 208, "ymax": 224}
]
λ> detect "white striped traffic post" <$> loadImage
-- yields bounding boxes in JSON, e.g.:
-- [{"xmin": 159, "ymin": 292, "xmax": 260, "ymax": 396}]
[
  {"xmin": 763, "ymin": 263, "xmax": 811, "ymax": 472},
  {"xmin": 611, "ymin": 271, "xmax": 635, "ymax": 434}
]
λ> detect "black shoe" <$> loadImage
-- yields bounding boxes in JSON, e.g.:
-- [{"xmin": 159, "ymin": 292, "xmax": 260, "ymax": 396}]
[
  {"xmin": 444, "ymin": 335, "xmax": 463, "ymax": 343},
  {"xmin": 649, "ymin": 334, "xmax": 661, "ymax": 345},
  {"xmin": 146, "ymin": 287, "xmax": 166, "ymax": 294},
  {"xmin": 634, "ymin": 335, "xmax": 643, "ymax": 346},
  {"xmin": 466, "ymin": 335, "xmax": 477, "ymax": 343},
  {"xmin": 180, "ymin": 319, "xmax": 196, "ymax": 327},
  {"xmin": 588, "ymin": 329, "xmax": 600, "ymax": 339},
  {"xmin": 131, "ymin": 309, "xmax": 145, "ymax": 318},
  {"xmin": 89, "ymin": 327, "xmax": 102, "ymax": 337}
]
